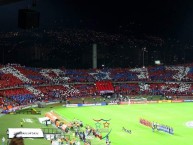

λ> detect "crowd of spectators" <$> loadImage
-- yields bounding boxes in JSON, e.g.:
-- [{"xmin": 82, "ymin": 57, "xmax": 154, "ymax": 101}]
[
  {"xmin": 2, "ymin": 28, "xmax": 193, "ymax": 69},
  {"xmin": 0, "ymin": 63, "xmax": 193, "ymax": 109}
]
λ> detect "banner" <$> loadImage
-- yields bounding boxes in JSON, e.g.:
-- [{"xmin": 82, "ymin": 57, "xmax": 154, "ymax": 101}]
[
  {"xmin": 82, "ymin": 103, "xmax": 106, "ymax": 107},
  {"xmin": 108, "ymin": 102, "xmax": 117, "ymax": 105},
  {"xmin": 172, "ymin": 100, "xmax": 183, "ymax": 103},
  {"xmin": 184, "ymin": 100, "xmax": 193, "ymax": 102},
  {"xmin": 66, "ymin": 103, "xmax": 107, "ymax": 107},
  {"xmin": 147, "ymin": 101, "xmax": 158, "ymax": 103},
  {"xmin": 130, "ymin": 101, "xmax": 146, "ymax": 104},
  {"xmin": 158, "ymin": 100, "xmax": 171, "ymax": 103},
  {"xmin": 119, "ymin": 102, "xmax": 128, "ymax": 105},
  {"xmin": 162, "ymin": 100, "xmax": 172, "ymax": 103},
  {"xmin": 65, "ymin": 104, "xmax": 78, "ymax": 107},
  {"xmin": 8, "ymin": 128, "xmax": 44, "ymax": 138}
]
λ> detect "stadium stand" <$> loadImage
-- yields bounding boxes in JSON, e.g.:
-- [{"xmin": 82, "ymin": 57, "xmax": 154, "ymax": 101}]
[{"xmin": 1, "ymin": 63, "xmax": 193, "ymax": 111}]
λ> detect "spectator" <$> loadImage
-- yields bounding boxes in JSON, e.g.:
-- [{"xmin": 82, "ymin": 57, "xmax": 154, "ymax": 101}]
[
  {"xmin": 2, "ymin": 137, "xmax": 5, "ymax": 145},
  {"xmin": 9, "ymin": 137, "xmax": 24, "ymax": 145}
]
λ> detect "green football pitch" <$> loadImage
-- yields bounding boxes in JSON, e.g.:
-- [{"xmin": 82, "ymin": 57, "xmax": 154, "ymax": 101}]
[{"xmin": 1, "ymin": 103, "xmax": 193, "ymax": 145}]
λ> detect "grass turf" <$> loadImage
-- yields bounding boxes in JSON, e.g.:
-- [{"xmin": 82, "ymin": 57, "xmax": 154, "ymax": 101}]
[{"xmin": 1, "ymin": 103, "xmax": 193, "ymax": 145}]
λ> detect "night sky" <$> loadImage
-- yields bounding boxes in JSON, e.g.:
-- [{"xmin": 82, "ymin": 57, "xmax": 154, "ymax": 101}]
[{"xmin": 0, "ymin": 0, "xmax": 193, "ymax": 39}]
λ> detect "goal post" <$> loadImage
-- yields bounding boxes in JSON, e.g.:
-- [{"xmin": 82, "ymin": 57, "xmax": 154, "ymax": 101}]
[{"xmin": 128, "ymin": 98, "xmax": 147, "ymax": 104}]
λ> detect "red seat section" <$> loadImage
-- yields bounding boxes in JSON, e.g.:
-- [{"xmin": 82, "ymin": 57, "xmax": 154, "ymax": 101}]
[
  {"xmin": 0, "ymin": 97, "xmax": 3, "ymax": 108},
  {"xmin": 95, "ymin": 81, "xmax": 114, "ymax": 94}
]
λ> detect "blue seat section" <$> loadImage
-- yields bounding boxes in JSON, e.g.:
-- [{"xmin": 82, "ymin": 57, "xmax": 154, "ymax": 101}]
[
  {"xmin": 10, "ymin": 94, "xmax": 35, "ymax": 104},
  {"xmin": 188, "ymin": 67, "xmax": 193, "ymax": 73}
]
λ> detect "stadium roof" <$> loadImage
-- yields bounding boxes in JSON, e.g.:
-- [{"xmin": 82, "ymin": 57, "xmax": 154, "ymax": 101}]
[{"xmin": 0, "ymin": 0, "xmax": 23, "ymax": 5}]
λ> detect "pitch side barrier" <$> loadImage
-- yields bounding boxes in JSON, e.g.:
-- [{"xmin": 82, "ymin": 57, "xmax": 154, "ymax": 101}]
[
  {"xmin": 65, "ymin": 102, "xmax": 107, "ymax": 107},
  {"xmin": 120, "ymin": 100, "xmax": 185, "ymax": 105},
  {"xmin": 183, "ymin": 100, "xmax": 193, "ymax": 102},
  {"xmin": 64, "ymin": 99, "xmax": 192, "ymax": 107},
  {"xmin": 1, "ymin": 102, "xmax": 59, "ymax": 114}
]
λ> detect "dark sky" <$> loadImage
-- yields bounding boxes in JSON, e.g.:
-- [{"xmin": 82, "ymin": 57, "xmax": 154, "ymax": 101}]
[
  {"xmin": 1, "ymin": 0, "xmax": 193, "ymax": 68},
  {"xmin": 1, "ymin": 0, "xmax": 193, "ymax": 38}
]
